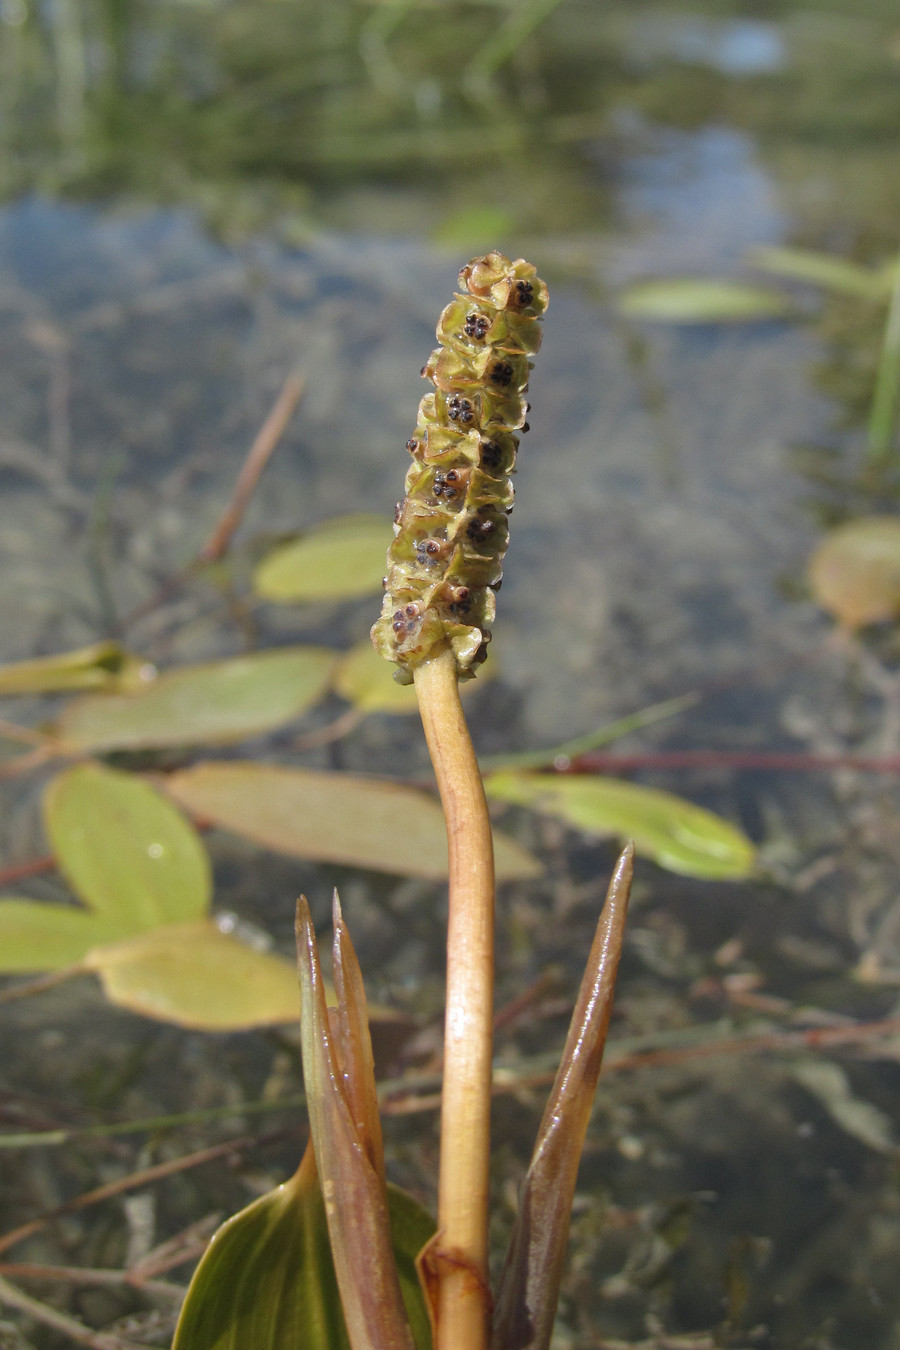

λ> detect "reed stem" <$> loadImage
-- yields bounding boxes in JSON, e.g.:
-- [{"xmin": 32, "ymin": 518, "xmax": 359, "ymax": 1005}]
[{"xmin": 414, "ymin": 642, "xmax": 495, "ymax": 1350}]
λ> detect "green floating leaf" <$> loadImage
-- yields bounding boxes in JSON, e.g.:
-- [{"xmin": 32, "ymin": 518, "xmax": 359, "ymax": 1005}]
[
  {"xmin": 0, "ymin": 899, "xmax": 128, "ymax": 973},
  {"xmin": 53, "ymin": 647, "xmax": 336, "ymax": 751},
  {"xmin": 0, "ymin": 641, "xmax": 144, "ymax": 695},
  {"xmin": 618, "ymin": 278, "xmax": 791, "ymax": 324},
  {"xmin": 334, "ymin": 641, "xmax": 420, "ymax": 714},
  {"xmin": 254, "ymin": 515, "xmax": 391, "ymax": 603},
  {"xmin": 84, "ymin": 920, "xmax": 304, "ymax": 1030},
  {"xmin": 173, "ymin": 1145, "xmax": 434, "ymax": 1350},
  {"xmin": 747, "ymin": 245, "xmax": 889, "ymax": 301},
  {"xmin": 44, "ymin": 763, "xmax": 211, "ymax": 928},
  {"xmin": 167, "ymin": 762, "xmax": 542, "ymax": 882},
  {"xmin": 334, "ymin": 641, "xmax": 491, "ymax": 715},
  {"xmin": 484, "ymin": 772, "xmax": 755, "ymax": 880},
  {"xmin": 808, "ymin": 517, "xmax": 900, "ymax": 629}
]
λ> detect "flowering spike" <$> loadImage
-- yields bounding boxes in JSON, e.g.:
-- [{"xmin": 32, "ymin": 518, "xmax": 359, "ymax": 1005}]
[{"xmin": 372, "ymin": 252, "xmax": 548, "ymax": 683}]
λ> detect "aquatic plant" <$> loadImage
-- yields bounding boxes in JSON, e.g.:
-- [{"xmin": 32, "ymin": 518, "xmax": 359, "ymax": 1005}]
[{"xmin": 170, "ymin": 253, "xmax": 636, "ymax": 1350}]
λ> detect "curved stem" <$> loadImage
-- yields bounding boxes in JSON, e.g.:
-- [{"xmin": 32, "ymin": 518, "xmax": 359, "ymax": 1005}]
[{"xmin": 414, "ymin": 644, "xmax": 495, "ymax": 1350}]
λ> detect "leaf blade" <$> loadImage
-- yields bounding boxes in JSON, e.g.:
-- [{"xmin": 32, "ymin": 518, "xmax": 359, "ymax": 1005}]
[
  {"xmin": 254, "ymin": 515, "xmax": 391, "ymax": 602},
  {"xmin": 0, "ymin": 900, "xmax": 128, "ymax": 972},
  {"xmin": 484, "ymin": 771, "xmax": 755, "ymax": 880},
  {"xmin": 43, "ymin": 763, "xmax": 212, "ymax": 927},
  {"xmin": 166, "ymin": 762, "xmax": 541, "ymax": 882},
  {"xmin": 53, "ymin": 647, "xmax": 336, "ymax": 752},
  {"xmin": 618, "ymin": 278, "xmax": 791, "ymax": 323}
]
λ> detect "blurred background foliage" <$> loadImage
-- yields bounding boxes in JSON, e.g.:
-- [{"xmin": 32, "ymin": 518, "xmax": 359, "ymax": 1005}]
[{"xmin": 3, "ymin": 0, "xmax": 900, "ymax": 252}]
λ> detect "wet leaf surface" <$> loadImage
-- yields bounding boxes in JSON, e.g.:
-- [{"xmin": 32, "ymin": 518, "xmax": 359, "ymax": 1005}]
[
  {"xmin": 53, "ymin": 647, "xmax": 336, "ymax": 751},
  {"xmin": 808, "ymin": 516, "xmax": 900, "ymax": 628},
  {"xmin": 43, "ymin": 763, "xmax": 212, "ymax": 927},
  {"xmin": 483, "ymin": 771, "xmax": 756, "ymax": 879},
  {"xmin": 253, "ymin": 515, "xmax": 391, "ymax": 602},
  {"xmin": 166, "ymin": 761, "xmax": 542, "ymax": 881}
]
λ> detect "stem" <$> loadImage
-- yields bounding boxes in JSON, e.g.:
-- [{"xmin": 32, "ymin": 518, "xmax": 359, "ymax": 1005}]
[{"xmin": 414, "ymin": 643, "xmax": 495, "ymax": 1350}]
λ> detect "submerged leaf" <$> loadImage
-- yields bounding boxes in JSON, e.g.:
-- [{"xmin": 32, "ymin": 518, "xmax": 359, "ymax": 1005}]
[
  {"xmin": 484, "ymin": 772, "xmax": 755, "ymax": 879},
  {"xmin": 297, "ymin": 898, "xmax": 422, "ymax": 1350},
  {"xmin": 84, "ymin": 920, "xmax": 304, "ymax": 1030},
  {"xmin": 618, "ymin": 278, "xmax": 791, "ymax": 323},
  {"xmin": 44, "ymin": 764, "xmax": 211, "ymax": 928},
  {"xmin": 53, "ymin": 647, "xmax": 336, "ymax": 751},
  {"xmin": 792, "ymin": 1059, "xmax": 896, "ymax": 1155},
  {"xmin": 166, "ymin": 762, "xmax": 541, "ymax": 882},
  {"xmin": 0, "ymin": 641, "xmax": 143, "ymax": 695},
  {"xmin": 808, "ymin": 516, "xmax": 900, "ymax": 629},
  {"xmin": 0, "ymin": 899, "xmax": 128, "ymax": 973},
  {"xmin": 494, "ymin": 846, "xmax": 633, "ymax": 1350},
  {"xmin": 254, "ymin": 515, "xmax": 391, "ymax": 602}
]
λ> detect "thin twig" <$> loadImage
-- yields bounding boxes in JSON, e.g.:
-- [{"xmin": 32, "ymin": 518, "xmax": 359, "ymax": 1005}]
[
  {"xmin": 0, "ymin": 1136, "xmax": 254, "ymax": 1256},
  {"xmin": 0, "ymin": 1272, "xmax": 146, "ymax": 1349},
  {"xmin": 414, "ymin": 642, "xmax": 495, "ymax": 1350},
  {"xmin": 198, "ymin": 370, "xmax": 306, "ymax": 563}
]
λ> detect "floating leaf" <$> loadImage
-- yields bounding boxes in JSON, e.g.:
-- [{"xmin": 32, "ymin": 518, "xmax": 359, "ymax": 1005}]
[
  {"xmin": 0, "ymin": 899, "xmax": 129, "ymax": 973},
  {"xmin": 0, "ymin": 641, "xmax": 144, "ymax": 695},
  {"xmin": 333, "ymin": 642, "xmax": 420, "ymax": 714},
  {"xmin": 747, "ymin": 245, "xmax": 889, "ymax": 301},
  {"xmin": 44, "ymin": 763, "xmax": 211, "ymax": 927},
  {"xmin": 333, "ymin": 641, "xmax": 490, "ymax": 715},
  {"xmin": 808, "ymin": 517, "xmax": 900, "ymax": 628},
  {"xmin": 166, "ymin": 762, "xmax": 541, "ymax": 882},
  {"xmin": 53, "ymin": 647, "xmax": 336, "ymax": 751},
  {"xmin": 253, "ymin": 515, "xmax": 391, "ymax": 603},
  {"xmin": 484, "ymin": 772, "xmax": 755, "ymax": 879},
  {"xmin": 84, "ymin": 920, "xmax": 304, "ymax": 1030},
  {"xmin": 618, "ymin": 278, "xmax": 791, "ymax": 324},
  {"xmin": 173, "ymin": 1144, "xmax": 433, "ymax": 1350}
]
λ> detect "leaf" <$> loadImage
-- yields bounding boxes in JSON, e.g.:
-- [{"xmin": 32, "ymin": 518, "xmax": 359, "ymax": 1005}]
[
  {"xmin": 253, "ymin": 515, "xmax": 391, "ymax": 603},
  {"xmin": 166, "ymin": 762, "xmax": 542, "ymax": 882},
  {"xmin": 53, "ymin": 647, "xmax": 336, "ymax": 751},
  {"xmin": 173, "ymin": 1144, "xmax": 434, "ymax": 1350},
  {"xmin": 297, "ymin": 898, "xmax": 420, "ymax": 1350},
  {"xmin": 494, "ymin": 846, "xmax": 633, "ymax": 1350},
  {"xmin": 484, "ymin": 772, "xmax": 755, "ymax": 880},
  {"xmin": 333, "ymin": 642, "xmax": 421, "ymax": 714},
  {"xmin": 747, "ymin": 245, "xmax": 889, "ymax": 301},
  {"xmin": 44, "ymin": 763, "xmax": 211, "ymax": 928},
  {"xmin": 333, "ymin": 641, "xmax": 491, "ymax": 716},
  {"xmin": 792, "ymin": 1059, "xmax": 895, "ymax": 1155},
  {"xmin": 0, "ymin": 641, "xmax": 144, "ymax": 695},
  {"xmin": 172, "ymin": 1145, "xmax": 351, "ymax": 1350},
  {"xmin": 808, "ymin": 517, "xmax": 900, "ymax": 628},
  {"xmin": 0, "ymin": 899, "xmax": 129, "ymax": 973},
  {"xmin": 618, "ymin": 278, "xmax": 791, "ymax": 323},
  {"xmin": 84, "ymin": 920, "xmax": 304, "ymax": 1030}
]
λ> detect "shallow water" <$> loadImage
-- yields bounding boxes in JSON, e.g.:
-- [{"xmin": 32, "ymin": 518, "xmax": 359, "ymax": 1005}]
[{"xmin": 2, "ymin": 4, "xmax": 900, "ymax": 1348}]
